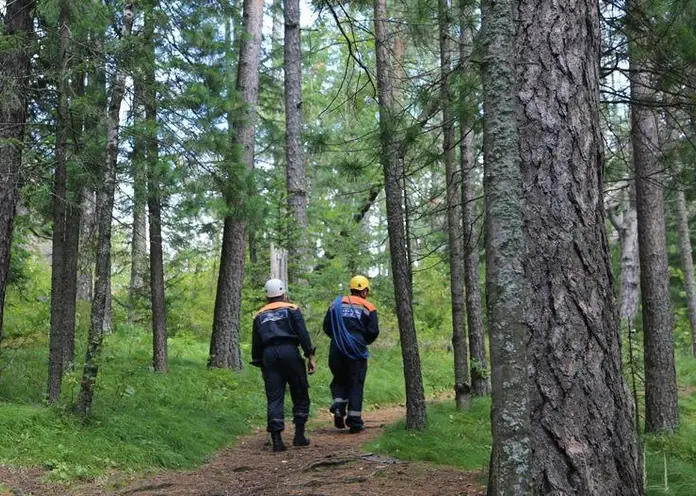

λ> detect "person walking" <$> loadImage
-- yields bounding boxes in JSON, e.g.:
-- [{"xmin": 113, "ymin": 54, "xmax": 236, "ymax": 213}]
[
  {"xmin": 251, "ymin": 278, "xmax": 317, "ymax": 452},
  {"xmin": 323, "ymin": 275, "xmax": 380, "ymax": 433}
]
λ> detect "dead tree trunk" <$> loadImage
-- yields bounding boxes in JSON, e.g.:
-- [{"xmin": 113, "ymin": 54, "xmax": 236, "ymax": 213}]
[
  {"xmin": 373, "ymin": 0, "xmax": 427, "ymax": 430},
  {"xmin": 76, "ymin": 2, "xmax": 134, "ymax": 417},
  {"xmin": 675, "ymin": 189, "xmax": 696, "ymax": 357},
  {"xmin": 517, "ymin": 0, "xmax": 645, "ymax": 489},
  {"xmin": 459, "ymin": 0, "xmax": 489, "ymax": 397},
  {"xmin": 0, "ymin": 0, "xmax": 35, "ymax": 345},
  {"xmin": 209, "ymin": 0, "xmax": 263, "ymax": 370},
  {"xmin": 480, "ymin": 0, "xmax": 530, "ymax": 487},
  {"xmin": 439, "ymin": 0, "xmax": 470, "ymax": 410}
]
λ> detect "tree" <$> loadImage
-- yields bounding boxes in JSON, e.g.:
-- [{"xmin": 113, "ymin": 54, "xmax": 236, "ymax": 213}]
[
  {"xmin": 438, "ymin": 0, "xmax": 470, "ymax": 410},
  {"xmin": 373, "ymin": 0, "xmax": 427, "ymax": 430},
  {"xmin": 284, "ymin": 0, "xmax": 307, "ymax": 279},
  {"xmin": 0, "ymin": 0, "xmax": 36, "ymax": 346},
  {"xmin": 628, "ymin": 0, "xmax": 679, "ymax": 433},
  {"xmin": 480, "ymin": 0, "xmax": 530, "ymax": 486},
  {"xmin": 209, "ymin": 0, "xmax": 263, "ymax": 370},
  {"xmin": 459, "ymin": 0, "xmax": 489, "ymax": 397},
  {"xmin": 76, "ymin": 2, "xmax": 134, "ymax": 416},
  {"xmin": 144, "ymin": 0, "xmax": 168, "ymax": 372},
  {"xmin": 517, "ymin": 0, "xmax": 644, "ymax": 491},
  {"xmin": 676, "ymin": 182, "xmax": 696, "ymax": 358}
]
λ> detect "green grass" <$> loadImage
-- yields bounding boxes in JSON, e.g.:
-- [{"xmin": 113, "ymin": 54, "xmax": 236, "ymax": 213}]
[
  {"xmin": 369, "ymin": 356, "xmax": 696, "ymax": 496},
  {"xmin": 0, "ymin": 283, "xmax": 454, "ymax": 482}
]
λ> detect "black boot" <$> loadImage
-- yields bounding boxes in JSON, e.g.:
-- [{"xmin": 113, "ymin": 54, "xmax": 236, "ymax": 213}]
[
  {"xmin": 271, "ymin": 431, "xmax": 286, "ymax": 452},
  {"xmin": 293, "ymin": 423, "xmax": 310, "ymax": 447}
]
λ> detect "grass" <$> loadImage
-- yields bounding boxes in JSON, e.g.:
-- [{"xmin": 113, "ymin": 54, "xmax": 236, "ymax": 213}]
[
  {"xmin": 368, "ymin": 354, "xmax": 696, "ymax": 496},
  {"xmin": 0, "ymin": 275, "xmax": 455, "ymax": 482}
]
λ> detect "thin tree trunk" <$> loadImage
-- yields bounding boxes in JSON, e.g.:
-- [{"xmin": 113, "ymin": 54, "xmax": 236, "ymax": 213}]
[
  {"xmin": 128, "ymin": 82, "xmax": 148, "ymax": 322},
  {"xmin": 459, "ymin": 0, "xmax": 489, "ymax": 397},
  {"xmin": 0, "ymin": 0, "xmax": 35, "ymax": 347},
  {"xmin": 439, "ymin": 0, "xmax": 470, "ymax": 410},
  {"xmin": 675, "ymin": 189, "xmax": 696, "ymax": 357},
  {"xmin": 76, "ymin": 2, "xmax": 134, "ymax": 417},
  {"xmin": 629, "ymin": 10, "xmax": 679, "ymax": 432},
  {"xmin": 517, "ymin": 0, "xmax": 644, "ymax": 489},
  {"xmin": 77, "ymin": 189, "xmax": 96, "ymax": 301},
  {"xmin": 480, "ymin": 0, "xmax": 530, "ymax": 486},
  {"xmin": 209, "ymin": 0, "xmax": 263, "ymax": 370},
  {"xmin": 48, "ymin": 0, "xmax": 72, "ymax": 403},
  {"xmin": 144, "ymin": 2, "xmax": 167, "ymax": 372},
  {"xmin": 284, "ymin": 0, "xmax": 307, "ymax": 280},
  {"xmin": 614, "ymin": 181, "xmax": 640, "ymax": 324},
  {"xmin": 373, "ymin": 0, "xmax": 426, "ymax": 430}
]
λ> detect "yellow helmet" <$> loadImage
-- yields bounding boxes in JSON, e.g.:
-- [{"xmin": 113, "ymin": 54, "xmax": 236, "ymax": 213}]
[{"xmin": 349, "ymin": 275, "xmax": 370, "ymax": 292}]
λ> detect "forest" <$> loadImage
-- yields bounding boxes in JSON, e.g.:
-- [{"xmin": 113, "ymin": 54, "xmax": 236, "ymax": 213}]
[{"xmin": 0, "ymin": 0, "xmax": 695, "ymax": 494}]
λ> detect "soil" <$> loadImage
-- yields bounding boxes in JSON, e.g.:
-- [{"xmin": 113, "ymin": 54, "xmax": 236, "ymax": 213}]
[{"xmin": 0, "ymin": 406, "xmax": 486, "ymax": 496}]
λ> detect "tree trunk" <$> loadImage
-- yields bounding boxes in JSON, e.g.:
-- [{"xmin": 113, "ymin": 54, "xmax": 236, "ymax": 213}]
[
  {"xmin": 439, "ymin": 0, "xmax": 470, "ymax": 410},
  {"xmin": 459, "ymin": 0, "xmax": 489, "ymax": 397},
  {"xmin": 517, "ymin": 0, "xmax": 644, "ymax": 490},
  {"xmin": 128, "ymin": 81, "xmax": 148, "ymax": 323},
  {"xmin": 144, "ymin": 2, "xmax": 167, "ymax": 372},
  {"xmin": 284, "ymin": 0, "xmax": 307, "ymax": 280},
  {"xmin": 0, "ymin": 0, "xmax": 35, "ymax": 345},
  {"xmin": 675, "ymin": 189, "xmax": 696, "ymax": 358},
  {"xmin": 209, "ymin": 0, "xmax": 263, "ymax": 370},
  {"xmin": 76, "ymin": 2, "xmax": 134, "ymax": 417},
  {"xmin": 77, "ymin": 189, "xmax": 96, "ymax": 301},
  {"xmin": 373, "ymin": 0, "xmax": 426, "ymax": 430},
  {"xmin": 270, "ymin": 242, "xmax": 288, "ymax": 286},
  {"xmin": 48, "ymin": 0, "xmax": 72, "ymax": 403},
  {"xmin": 480, "ymin": 0, "xmax": 530, "ymax": 487},
  {"xmin": 613, "ymin": 181, "xmax": 640, "ymax": 324},
  {"xmin": 629, "ymin": 14, "xmax": 679, "ymax": 433}
]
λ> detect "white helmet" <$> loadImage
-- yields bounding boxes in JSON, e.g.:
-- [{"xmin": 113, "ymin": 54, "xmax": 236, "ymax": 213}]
[{"xmin": 265, "ymin": 278, "xmax": 285, "ymax": 298}]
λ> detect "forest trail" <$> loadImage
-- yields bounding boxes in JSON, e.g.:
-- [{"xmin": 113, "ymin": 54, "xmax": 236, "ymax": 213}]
[{"xmin": 0, "ymin": 406, "xmax": 486, "ymax": 496}]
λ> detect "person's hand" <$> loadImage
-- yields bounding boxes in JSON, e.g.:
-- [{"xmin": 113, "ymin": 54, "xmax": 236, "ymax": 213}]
[{"xmin": 307, "ymin": 356, "xmax": 317, "ymax": 375}]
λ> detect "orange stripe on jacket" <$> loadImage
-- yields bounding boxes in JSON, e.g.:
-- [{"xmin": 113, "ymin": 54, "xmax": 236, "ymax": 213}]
[
  {"xmin": 340, "ymin": 295, "xmax": 376, "ymax": 313},
  {"xmin": 255, "ymin": 301, "xmax": 299, "ymax": 318}
]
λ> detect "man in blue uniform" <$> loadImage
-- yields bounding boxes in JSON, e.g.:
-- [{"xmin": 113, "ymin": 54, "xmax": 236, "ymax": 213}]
[
  {"xmin": 252, "ymin": 278, "xmax": 317, "ymax": 452},
  {"xmin": 323, "ymin": 275, "xmax": 380, "ymax": 433}
]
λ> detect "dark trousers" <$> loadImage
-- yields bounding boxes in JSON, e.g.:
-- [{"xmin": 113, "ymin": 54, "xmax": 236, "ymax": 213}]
[
  {"xmin": 328, "ymin": 341, "xmax": 368, "ymax": 427},
  {"xmin": 262, "ymin": 344, "xmax": 310, "ymax": 432}
]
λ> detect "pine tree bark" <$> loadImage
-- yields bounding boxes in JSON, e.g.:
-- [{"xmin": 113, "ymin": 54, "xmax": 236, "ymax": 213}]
[
  {"xmin": 439, "ymin": 0, "xmax": 470, "ymax": 410},
  {"xmin": 48, "ymin": 0, "xmax": 72, "ymax": 403},
  {"xmin": 373, "ymin": 0, "xmax": 427, "ymax": 430},
  {"xmin": 0, "ymin": 0, "xmax": 35, "ymax": 345},
  {"xmin": 209, "ymin": 0, "xmax": 263, "ymax": 370},
  {"xmin": 480, "ymin": 0, "xmax": 530, "ymax": 487},
  {"xmin": 675, "ymin": 189, "xmax": 696, "ymax": 358},
  {"xmin": 629, "ymin": 12, "xmax": 679, "ymax": 432},
  {"xmin": 76, "ymin": 2, "xmax": 134, "ymax": 416},
  {"xmin": 144, "ymin": 2, "xmax": 167, "ymax": 372},
  {"xmin": 517, "ymin": 0, "xmax": 644, "ymax": 490},
  {"xmin": 459, "ymin": 0, "xmax": 489, "ymax": 397},
  {"xmin": 284, "ymin": 0, "xmax": 307, "ymax": 279},
  {"xmin": 128, "ymin": 81, "xmax": 148, "ymax": 322}
]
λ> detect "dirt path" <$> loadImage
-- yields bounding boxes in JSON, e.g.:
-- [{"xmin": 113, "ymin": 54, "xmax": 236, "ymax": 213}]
[{"xmin": 1, "ymin": 406, "xmax": 485, "ymax": 496}]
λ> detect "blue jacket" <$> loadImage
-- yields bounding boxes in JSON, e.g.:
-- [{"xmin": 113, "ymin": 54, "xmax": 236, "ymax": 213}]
[
  {"xmin": 323, "ymin": 295, "xmax": 380, "ymax": 358},
  {"xmin": 252, "ymin": 301, "xmax": 314, "ymax": 366}
]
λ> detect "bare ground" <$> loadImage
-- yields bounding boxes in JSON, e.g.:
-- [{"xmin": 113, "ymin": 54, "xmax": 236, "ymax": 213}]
[{"xmin": 0, "ymin": 406, "xmax": 486, "ymax": 496}]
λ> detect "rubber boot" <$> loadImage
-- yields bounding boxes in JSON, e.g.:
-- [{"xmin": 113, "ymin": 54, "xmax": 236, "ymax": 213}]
[
  {"xmin": 329, "ymin": 404, "xmax": 346, "ymax": 429},
  {"xmin": 293, "ymin": 423, "xmax": 310, "ymax": 447},
  {"xmin": 271, "ymin": 431, "xmax": 286, "ymax": 452}
]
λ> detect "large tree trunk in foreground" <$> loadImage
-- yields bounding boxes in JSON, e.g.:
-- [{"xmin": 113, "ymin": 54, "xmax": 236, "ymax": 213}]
[
  {"xmin": 439, "ymin": 0, "xmax": 470, "ymax": 410},
  {"xmin": 76, "ymin": 2, "xmax": 134, "ymax": 417},
  {"xmin": 629, "ymin": 20, "xmax": 679, "ymax": 433},
  {"xmin": 144, "ymin": 2, "xmax": 167, "ymax": 372},
  {"xmin": 481, "ymin": 0, "xmax": 530, "ymax": 487},
  {"xmin": 675, "ymin": 189, "xmax": 696, "ymax": 358},
  {"xmin": 284, "ymin": 0, "xmax": 308, "ymax": 280},
  {"xmin": 459, "ymin": 0, "xmax": 489, "ymax": 397},
  {"xmin": 517, "ymin": 0, "xmax": 644, "ymax": 490},
  {"xmin": 0, "ymin": 0, "xmax": 35, "ymax": 346},
  {"xmin": 373, "ymin": 0, "xmax": 426, "ymax": 430},
  {"xmin": 209, "ymin": 0, "xmax": 263, "ymax": 370}
]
